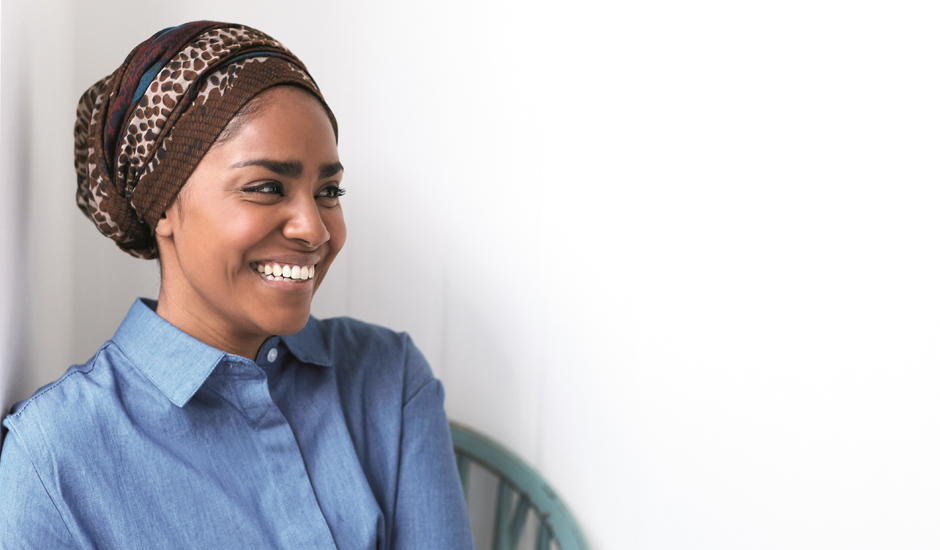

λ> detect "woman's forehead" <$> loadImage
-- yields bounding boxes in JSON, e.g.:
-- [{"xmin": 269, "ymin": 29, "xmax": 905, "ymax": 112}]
[
  {"xmin": 224, "ymin": 89, "xmax": 337, "ymax": 148},
  {"xmin": 215, "ymin": 86, "xmax": 335, "ymax": 148},
  {"xmin": 198, "ymin": 93, "xmax": 341, "ymax": 182}
]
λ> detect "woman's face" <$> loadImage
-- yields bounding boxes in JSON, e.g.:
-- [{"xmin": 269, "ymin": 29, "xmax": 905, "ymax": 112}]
[{"xmin": 155, "ymin": 86, "xmax": 345, "ymax": 356}]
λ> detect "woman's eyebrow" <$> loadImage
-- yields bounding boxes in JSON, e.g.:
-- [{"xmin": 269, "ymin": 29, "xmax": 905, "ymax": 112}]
[
  {"xmin": 230, "ymin": 159, "xmax": 303, "ymax": 178},
  {"xmin": 319, "ymin": 161, "xmax": 344, "ymax": 179}
]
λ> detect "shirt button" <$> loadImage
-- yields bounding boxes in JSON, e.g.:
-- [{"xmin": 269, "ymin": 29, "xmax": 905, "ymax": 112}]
[{"xmin": 266, "ymin": 348, "xmax": 278, "ymax": 363}]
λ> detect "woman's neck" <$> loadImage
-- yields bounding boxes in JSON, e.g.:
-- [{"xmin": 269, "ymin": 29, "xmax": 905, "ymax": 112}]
[{"xmin": 155, "ymin": 288, "xmax": 267, "ymax": 360}]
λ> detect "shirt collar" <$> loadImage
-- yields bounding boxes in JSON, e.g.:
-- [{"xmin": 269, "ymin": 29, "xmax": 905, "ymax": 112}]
[
  {"xmin": 112, "ymin": 298, "xmax": 333, "ymax": 408},
  {"xmin": 281, "ymin": 315, "xmax": 333, "ymax": 368},
  {"xmin": 112, "ymin": 299, "xmax": 226, "ymax": 408}
]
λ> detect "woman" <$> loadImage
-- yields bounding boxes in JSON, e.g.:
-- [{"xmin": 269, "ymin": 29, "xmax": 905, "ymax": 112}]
[{"xmin": 0, "ymin": 21, "xmax": 473, "ymax": 549}]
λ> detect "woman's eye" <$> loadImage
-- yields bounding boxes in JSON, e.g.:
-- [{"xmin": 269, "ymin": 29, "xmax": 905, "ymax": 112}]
[
  {"xmin": 245, "ymin": 181, "xmax": 284, "ymax": 196},
  {"xmin": 316, "ymin": 186, "xmax": 346, "ymax": 200}
]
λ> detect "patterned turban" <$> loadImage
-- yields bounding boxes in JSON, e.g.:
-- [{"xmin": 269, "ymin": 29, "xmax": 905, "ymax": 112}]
[{"xmin": 74, "ymin": 21, "xmax": 337, "ymax": 259}]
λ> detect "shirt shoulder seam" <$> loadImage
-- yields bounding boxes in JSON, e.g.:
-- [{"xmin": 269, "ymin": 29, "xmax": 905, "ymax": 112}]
[
  {"xmin": 7, "ymin": 344, "xmax": 107, "ymax": 420},
  {"xmin": 400, "ymin": 334, "xmax": 436, "ymax": 408},
  {"xmin": 402, "ymin": 376, "xmax": 438, "ymax": 409}
]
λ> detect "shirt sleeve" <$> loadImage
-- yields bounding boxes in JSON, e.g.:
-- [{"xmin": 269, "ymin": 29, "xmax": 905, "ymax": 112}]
[
  {"xmin": 0, "ymin": 423, "xmax": 77, "ymax": 549},
  {"xmin": 390, "ymin": 340, "xmax": 474, "ymax": 550}
]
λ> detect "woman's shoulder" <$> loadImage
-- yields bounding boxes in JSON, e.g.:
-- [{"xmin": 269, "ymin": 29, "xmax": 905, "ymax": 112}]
[
  {"xmin": 326, "ymin": 316, "xmax": 416, "ymax": 346},
  {"xmin": 299, "ymin": 316, "xmax": 434, "ymax": 398},
  {"xmin": 300, "ymin": 315, "xmax": 422, "ymax": 360},
  {"xmin": 2, "ymin": 342, "xmax": 124, "ymax": 447}
]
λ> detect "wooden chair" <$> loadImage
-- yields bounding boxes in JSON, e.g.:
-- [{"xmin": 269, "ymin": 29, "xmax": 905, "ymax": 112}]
[{"xmin": 450, "ymin": 421, "xmax": 591, "ymax": 550}]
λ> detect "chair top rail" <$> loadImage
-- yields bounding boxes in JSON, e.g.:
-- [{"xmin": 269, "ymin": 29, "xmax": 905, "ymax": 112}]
[{"xmin": 450, "ymin": 421, "xmax": 591, "ymax": 550}]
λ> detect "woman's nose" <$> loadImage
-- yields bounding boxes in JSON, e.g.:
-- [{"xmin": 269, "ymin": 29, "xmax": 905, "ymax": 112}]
[{"xmin": 282, "ymin": 195, "xmax": 330, "ymax": 248}]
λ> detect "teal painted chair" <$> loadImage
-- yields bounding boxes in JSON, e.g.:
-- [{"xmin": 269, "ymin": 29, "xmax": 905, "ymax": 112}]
[{"xmin": 450, "ymin": 421, "xmax": 591, "ymax": 550}]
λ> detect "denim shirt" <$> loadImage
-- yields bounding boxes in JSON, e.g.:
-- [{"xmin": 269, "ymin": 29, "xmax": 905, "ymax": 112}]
[{"xmin": 0, "ymin": 298, "xmax": 473, "ymax": 549}]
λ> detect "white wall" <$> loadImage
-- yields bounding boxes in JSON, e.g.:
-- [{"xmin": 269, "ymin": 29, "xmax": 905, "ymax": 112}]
[{"xmin": 3, "ymin": 1, "xmax": 939, "ymax": 548}]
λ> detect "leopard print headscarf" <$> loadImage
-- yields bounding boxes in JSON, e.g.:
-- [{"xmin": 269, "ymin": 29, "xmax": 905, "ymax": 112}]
[{"xmin": 74, "ymin": 21, "xmax": 337, "ymax": 259}]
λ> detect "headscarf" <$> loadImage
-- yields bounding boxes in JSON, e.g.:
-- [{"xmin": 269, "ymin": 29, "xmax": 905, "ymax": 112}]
[{"xmin": 74, "ymin": 21, "xmax": 337, "ymax": 259}]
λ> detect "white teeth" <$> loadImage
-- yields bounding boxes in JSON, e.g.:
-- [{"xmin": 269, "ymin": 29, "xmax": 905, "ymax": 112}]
[{"xmin": 257, "ymin": 263, "xmax": 315, "ymax": 282}]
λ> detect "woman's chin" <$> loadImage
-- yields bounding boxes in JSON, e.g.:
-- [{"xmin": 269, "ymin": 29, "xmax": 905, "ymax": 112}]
[{"xmin": 266, "ymin": 310, "xmax": 312, "ymax": 337}]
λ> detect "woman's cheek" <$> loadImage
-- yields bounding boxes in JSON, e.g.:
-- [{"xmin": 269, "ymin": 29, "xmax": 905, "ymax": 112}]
[
  {"xmin": 326, "ymin": 207, "xmax": 347, "ymax": 257},
  {"xmin": 224, "ymin": 210, "xmax": 271, "ymax": 248}
]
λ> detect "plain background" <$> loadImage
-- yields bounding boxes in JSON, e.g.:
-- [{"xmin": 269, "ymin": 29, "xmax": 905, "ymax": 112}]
[{"xmin": 2, "ymin": 1, "xmax": 939, "ymax": 548}]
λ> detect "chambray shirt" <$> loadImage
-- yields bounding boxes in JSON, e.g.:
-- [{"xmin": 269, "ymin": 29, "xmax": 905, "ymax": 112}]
[{"xmin": 0, "ymin": 298, "xmax": 473, "ymax": 549}]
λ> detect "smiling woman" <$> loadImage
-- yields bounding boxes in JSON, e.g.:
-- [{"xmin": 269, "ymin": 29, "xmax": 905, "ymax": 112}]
[
  {"xmin": 0, "ymin": 22, "xmax": 473, "ymax": 549},
  {"xmin": 155, "ymin": 87, "xmax": 347, "ymax": 358}
]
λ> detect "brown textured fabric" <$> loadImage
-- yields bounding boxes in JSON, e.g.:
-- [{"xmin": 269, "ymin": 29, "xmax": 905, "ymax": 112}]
[{"xmin": 74, "ymin": 23, "xmax": 337, "ymax": 258}]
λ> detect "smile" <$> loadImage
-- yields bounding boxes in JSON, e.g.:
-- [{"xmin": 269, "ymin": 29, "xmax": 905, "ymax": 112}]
[{"xmin": 250, "ymin": 262, "xmax": 316, "ymax": 283}]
